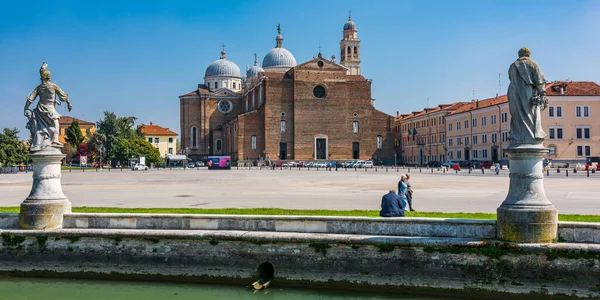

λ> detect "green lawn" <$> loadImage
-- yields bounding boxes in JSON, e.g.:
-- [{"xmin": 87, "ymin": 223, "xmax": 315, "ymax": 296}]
[{"xmin": 0, "ymin": 207, "xmax": 598, "ymax": 222}]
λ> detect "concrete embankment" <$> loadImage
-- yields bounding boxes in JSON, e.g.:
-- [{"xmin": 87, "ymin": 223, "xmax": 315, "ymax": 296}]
[{"xmin": 0, "ymin": 214, "xmax": 598, "ymax": 298}]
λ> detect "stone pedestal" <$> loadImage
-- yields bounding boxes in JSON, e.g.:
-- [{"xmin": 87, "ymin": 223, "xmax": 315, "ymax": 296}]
[
  {"xmin": 497, "ymin": 145, "xmax": 557, "ymax": 243},
  {"xmin": 19, "ymin": 147, "xmax": 71, "ymax": 229}
]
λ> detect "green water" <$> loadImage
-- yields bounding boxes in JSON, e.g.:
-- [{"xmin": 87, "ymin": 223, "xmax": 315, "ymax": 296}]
[{"xmin": 0, "ymin": 278, "xmax": 453, "ymax": 300}]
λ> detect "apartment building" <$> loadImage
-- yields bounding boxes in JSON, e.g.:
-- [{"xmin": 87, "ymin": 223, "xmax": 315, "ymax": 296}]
[
  {"xmin": 139, "ymin": 122, "xmax": 178, "ymax": 157},
  {"xmin": 395, "ymin": 103, "xmax": 465, "ymax": 165},
  {"xmin": 445, "ymin": 81, "xmax": 600, "ymax": 163}
]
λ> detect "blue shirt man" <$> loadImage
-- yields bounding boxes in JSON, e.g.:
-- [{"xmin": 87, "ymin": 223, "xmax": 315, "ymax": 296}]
[{"xmin": 380, "ymin": 189, "xmax": 405, "ymax": 217}]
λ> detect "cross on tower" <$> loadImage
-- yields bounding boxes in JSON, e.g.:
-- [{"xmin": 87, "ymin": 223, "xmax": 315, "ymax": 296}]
[{"xmin": 221, "ymin": 44, "xmax": 225, "ymax": 51}]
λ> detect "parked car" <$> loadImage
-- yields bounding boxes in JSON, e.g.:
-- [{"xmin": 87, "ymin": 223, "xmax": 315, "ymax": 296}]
[
  {"xmin": 315, "ymin": 162, "xmax": 327, "ymax": 168},
  {"xmin": 427, "ymin": 161, "xmax": 441, "ymax": 168},
  {"xmin": 288, "ymin": 161, "xmax": 298, "ymax": 167},
  {"xmin": 132, "ymin": 163, "xmax": 148, "ymax": 171},
  {"xmin": 469, "ymin": 160, "xmax": 482, "ymax": 168},
  {"xmin": 352, "ymin": 160, "xmax": 366, "ymax": 168},
  {"xmin": 480, "ymin": 161, "xmax": 494, "ymax": 168},
  {"xmin": 296, "ymin": 161, "xmax": 305, "ymax": 168},
  {"xmin": 343, "ymin": 161, "xmax": 355, "ymax": 168},
  {"xmin": 276, "ymin": 161, "xmax": 289, "ymax": 167},
  {"xmin": 459, "ymin": 160, "xmax": 473, "ymax": 168},
  {"xmin": 441, "ymin": 161, "xmax": 458, "ymax": 168},
  {"xmin": 195, "ymin": 161, "xmax": 206, "ymax": 167},
  {"xmin": 500, "ymin": 159, "xmax": 510, "ymax": 169},
  {"xmin": 187, "ymin": 162, "xmax": 196, "ymax": 168},
  {"xmin": 363, "ymin": 161, "xmax": 374, "ymax": 168}
]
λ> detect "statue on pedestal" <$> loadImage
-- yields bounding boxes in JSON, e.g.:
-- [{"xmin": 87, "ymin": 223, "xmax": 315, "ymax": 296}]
[
  {"xmin": 19, "ymin": 62, "xmax": 72, "ymax": 229},
  {"xmin": 507, "ymin": 47, "xmax": 548, "ymax": 146},
  {"xmin": 497, "ymin": 48, "xmax": 557, "ymax": 243},
  {"xmin": 24, "ymin": 62, "xmax": 73, "ymax": 152}
]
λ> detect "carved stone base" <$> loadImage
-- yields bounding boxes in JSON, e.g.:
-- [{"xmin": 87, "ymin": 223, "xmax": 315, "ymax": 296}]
[
  {"xmin": 19, "ymin": 147, "xmax": 71, "ymax": 229},
  {"xmin": 497, "ymin": 145, "xmax": 558, "ymax": 243}
]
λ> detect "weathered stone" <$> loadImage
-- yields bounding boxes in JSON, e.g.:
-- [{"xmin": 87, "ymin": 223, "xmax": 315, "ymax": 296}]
[{"xmin": 497, "ymin": 146, "xmax": 558, "ymax": 243}]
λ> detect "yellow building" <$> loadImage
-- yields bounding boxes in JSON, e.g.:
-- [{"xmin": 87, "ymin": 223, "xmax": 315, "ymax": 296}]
[
  {"xmin": 445, "ymin": 81, "xmax": 600, "ymax": 164},
  {"xmin": 139, "ymin": 122, "xmax": 178, "ymax": 157},
  {"xmin": 58, "ymin": 116, "xmax": 96, "ymax": 145}
]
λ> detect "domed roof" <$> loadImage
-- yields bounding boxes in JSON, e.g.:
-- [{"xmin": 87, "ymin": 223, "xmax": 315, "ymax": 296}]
[
  {"xmin": 262, "ymin": 48, "xmax": 297, "ymax": 68},
  {"xmin": 343, "ymin": 16, "xmax": 357, "ymax": 31},
  {"xmin": 262, "ymin": 25, "xmax": 297, "ymax": 69},
  {"xmin": 204, "ymin": 49, "xmax": 241, "ymax": 78},
  {"xmin": 247, "ymin": 53, "xmax": 264, "ymax": 77}
]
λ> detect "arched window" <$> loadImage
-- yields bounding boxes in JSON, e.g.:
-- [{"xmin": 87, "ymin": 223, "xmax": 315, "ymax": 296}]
[
  {"xmin": 259, "ymin": 85, "xmax": 263, "ymax": 105},
  {"xmin": 354, "ymin": 46, "xmax": 358, "ymax": 57},
  {"xmin": 214, "ymin": 82, "xmax": 218, "ymax": 89},
  {"xmin": 252, "ymin": 91, "xmax": 256, "ymax": 108},
  {"xmin": 216, "ymin": 139, "xmax": 222, "ymax": 152},
  {"xmin": 245, "ymin": 98, "xmax": 249, "ymax": 112},
  {"xmin": 233, "ymin": 82, "xmax": 236, "ymax": 89},
  {"xmin": 191, "ymin": 127, "xmax": 197, "ymax": 147}
]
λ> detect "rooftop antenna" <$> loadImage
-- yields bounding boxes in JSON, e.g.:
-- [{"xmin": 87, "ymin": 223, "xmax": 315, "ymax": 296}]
[
  {"xmin": 318, "ymin": 42, "xmax": 322, "ymax": 55},
  {"xmin": 348, "ymin": 9, "xmax": 352, "ymax": 20},
  {"xmin": 498, "ymin": 73, "xmax": 502, "ymax": 95}
]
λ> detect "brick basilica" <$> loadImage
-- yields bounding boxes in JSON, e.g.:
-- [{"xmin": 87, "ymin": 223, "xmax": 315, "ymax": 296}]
[{"xmin": 179, "ymin": 16, "xmax": 395, "ymax": 163}]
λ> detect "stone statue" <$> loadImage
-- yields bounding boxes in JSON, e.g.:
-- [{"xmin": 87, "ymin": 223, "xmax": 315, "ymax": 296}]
[
  {"xmin": 507, "ymin": 47, "xmax": 548, "ymax": 146},
  {"xmin": 24, "ymin": 62, "xmax": 72, "ymax": 152}
]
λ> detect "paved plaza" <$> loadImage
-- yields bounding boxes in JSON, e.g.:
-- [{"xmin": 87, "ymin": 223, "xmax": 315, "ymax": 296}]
[{"xmin": 0, "ymin": 167, "xmax": 598, "ymax": 214}]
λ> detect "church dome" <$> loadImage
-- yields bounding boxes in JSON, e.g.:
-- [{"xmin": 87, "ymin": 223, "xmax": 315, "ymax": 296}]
[
  {"xmin": 262, "ymin": 26, "xmax": 297, "ymax": 69},
  {"xmin": 204, "ymin": 50, "xmax": 241, "ymax": 78},
  {"xmin": 247, "ymin": 53, "xmax": 264, "ymax": 77},
  {"xmin": 343, "ymin": 16, "xmax": 357, "ymax": 31},
  {"xmin": 262, "ymin": 47, "xmax": 297, "ymax": 68}
]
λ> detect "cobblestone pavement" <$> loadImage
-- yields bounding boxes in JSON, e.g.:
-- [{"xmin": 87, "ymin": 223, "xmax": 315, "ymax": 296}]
[{"xmin": 0, "ymin": 167, "xmax": 598, "ymax": 214}]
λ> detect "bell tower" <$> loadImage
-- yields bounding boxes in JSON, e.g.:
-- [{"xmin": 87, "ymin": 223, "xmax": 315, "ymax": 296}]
[{"xmin": 340, "ymin": 13, "xmax": 361, "ymax": 75}]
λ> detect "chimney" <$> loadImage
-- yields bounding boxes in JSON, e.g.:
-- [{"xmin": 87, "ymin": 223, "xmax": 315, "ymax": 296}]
[
  {"xmin": 150, "ymin": 122, "xmax": 153, "ymax": 125},
  {"xmin": 476, "ymin": 100, "xmax": 479, "ymax": 108},
  {"xmin": 560, "ymin": 85, "xmax": 564, "ymax": 94}
]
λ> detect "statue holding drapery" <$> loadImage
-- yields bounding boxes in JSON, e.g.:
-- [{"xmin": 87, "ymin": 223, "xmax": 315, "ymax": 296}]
[
  {"xmin": 507, "ymin": 48, "xmax": 548, "ymax": 146},
  {"xmin": 23, "ymin": 62, "xmax": 73, "ymax": 152}
]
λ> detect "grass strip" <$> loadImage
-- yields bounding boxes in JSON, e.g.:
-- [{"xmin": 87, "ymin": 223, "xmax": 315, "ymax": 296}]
[{"xmin": 0, "ymin": 207, "xmax": 598, "ymax": 222}]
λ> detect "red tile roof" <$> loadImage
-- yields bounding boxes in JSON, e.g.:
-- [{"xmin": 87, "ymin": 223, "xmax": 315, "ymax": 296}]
[
  {"xmin": 448, "ymin": 95, "xmax": 508, "ymax": 116},
  {"xmin": 139, "ymin": 123, "xmax": 178, "ymax": 136},
  {"xmin": 58, "ymin": 116, "xmax": 95, "ymax": 126},
  {"xmin": 447, "ymin": 81, "xmax": 600, "ymax": 116},
  {"xmin": 545, "ymin": 81, "xmax": 600, "ymax": 96},
  {"xmin": 396, "ymin": 102, "xmax": 466, "ymax": 122}
]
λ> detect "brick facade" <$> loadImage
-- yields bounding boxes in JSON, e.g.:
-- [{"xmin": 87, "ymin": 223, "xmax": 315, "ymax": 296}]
[{"xmin": 180, "ymin": 57, "xmax": 394, "ymax": 163}]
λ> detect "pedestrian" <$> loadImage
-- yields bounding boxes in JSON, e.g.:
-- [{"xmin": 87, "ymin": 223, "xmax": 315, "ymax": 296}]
[
  {"xmin": 379, "ymin": 189, "xmax": 404, "ymax": 217},
  {"xmin": 405, "ymin": 174, "xmax": 416, "ymax": 212},
  {"xmin": 397, "ymin": 174, "xmax": 409, "ymax": 211}
]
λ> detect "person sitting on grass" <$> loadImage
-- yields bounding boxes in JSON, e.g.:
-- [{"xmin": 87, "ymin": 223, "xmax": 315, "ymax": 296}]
[{"xmin": 380, "ymin": 189, "xmax": 404, "ymax": 217}]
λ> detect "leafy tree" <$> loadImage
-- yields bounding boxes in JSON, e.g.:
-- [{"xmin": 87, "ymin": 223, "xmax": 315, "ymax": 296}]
[
  {"xmin": 176, "ymin": 138, "xmax": 181, "ymax": 154},
  {"xmin": 114, "ymin": 138, "xmax": 162, "ymax": 166},
  {"xmin": 0, "ymin": 127, "xmax": 28, "ymax": 166},
  {"xmin": 88, "ymin": 111, "xmax": 140, "ymax": 164},
  {"xmin": 64, "ymin": 120, "xmax": 84, "ymax": 149},
  {"xmin": 61, "ymin": 143, "xmax": 77, "ymax": 163}
]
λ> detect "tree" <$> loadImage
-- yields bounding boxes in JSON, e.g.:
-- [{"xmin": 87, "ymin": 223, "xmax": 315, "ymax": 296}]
[
  {"xmin": 89, "ymin": 111, "xmax": 141, "ymax": 165},
  {"xmin": 65, "ymin": 120, "xmax": 84, "ymax": 149},
  {"xmin": 0, "ymin": 127, "xmax": 28, "ymax": 166},
  {"xmin": 114, "ymin": 138, "xmax": 162, "ymax": 166},
  {"xmin": 176, "ymin": 138, "xmax": 181, "ymax": 154},
  {"xmin": 61, "ymin": 143, "xmax": 77, "ymax": 163}
]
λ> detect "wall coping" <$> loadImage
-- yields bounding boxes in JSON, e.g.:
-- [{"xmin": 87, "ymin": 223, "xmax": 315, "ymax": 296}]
[{"xmin": 0, "ymin": 228, "xmax": 599, "ymax": 253}]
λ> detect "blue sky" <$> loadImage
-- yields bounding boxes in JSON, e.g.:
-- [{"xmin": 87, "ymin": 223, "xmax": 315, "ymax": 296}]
[{"xmin": 1, "ymin": 0, "xmax": 599, "ymax": 139}]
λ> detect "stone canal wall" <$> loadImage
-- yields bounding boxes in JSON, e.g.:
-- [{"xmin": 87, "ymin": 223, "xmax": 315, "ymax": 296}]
[
  {"xmin": 0, "ymin": 228, "xmax": 598, "ymax": 298},
  {"xmin": 1, "ymin": 213, "xmax": 598, "ymax": 244}
]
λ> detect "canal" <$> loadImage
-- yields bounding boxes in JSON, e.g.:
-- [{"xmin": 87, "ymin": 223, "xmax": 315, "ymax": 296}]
[{"xmin": 0, "ymin": 277, "xmax": 458, "ymax": 300}]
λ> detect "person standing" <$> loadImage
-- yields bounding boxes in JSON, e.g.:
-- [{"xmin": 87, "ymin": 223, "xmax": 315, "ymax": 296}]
[
  {"xmin": 405, "ymin": 174, "xmax": 416, "ymax": 211},
  {"xmin": 397, "ymin": 175, "xmax": 409, "ymax": 211},
  {"xmin": 380, "ymin": 189, "xmax": 404, "ymax": 217}
]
